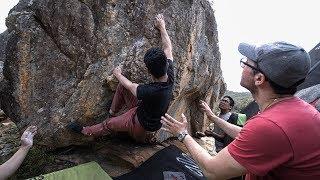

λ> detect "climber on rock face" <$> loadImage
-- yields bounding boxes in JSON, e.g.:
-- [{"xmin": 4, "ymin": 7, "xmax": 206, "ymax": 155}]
[{"xmin": 68, "ymin": 14, "xmax": 174, "ymax": 143}]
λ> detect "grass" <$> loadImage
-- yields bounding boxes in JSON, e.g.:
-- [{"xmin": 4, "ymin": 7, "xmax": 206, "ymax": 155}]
[{"xmin": 10, "ymin": 147, "xmax": 56, "ymax": 179}]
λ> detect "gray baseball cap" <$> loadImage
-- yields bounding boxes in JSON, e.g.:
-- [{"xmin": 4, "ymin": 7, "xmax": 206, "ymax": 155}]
[{"xmin": 238, "ymin": 42, "xmax": 311, "ymax": 88}]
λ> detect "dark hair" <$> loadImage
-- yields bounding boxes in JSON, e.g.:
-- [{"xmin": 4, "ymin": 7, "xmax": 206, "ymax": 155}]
[
  {"xmin": 268, "ymin": 79, "xmax": 304, "ymax": 95},
  {"xmin": 223, "ymin": 95, "xmax": 235, "ymax": 107},
  {"xmin": 252, "ymin": 62, "xmax": 302, "ymax": 95},
  {"xmin": 144, "ymin": 47, "xmax": 168, "ymax": 78}
]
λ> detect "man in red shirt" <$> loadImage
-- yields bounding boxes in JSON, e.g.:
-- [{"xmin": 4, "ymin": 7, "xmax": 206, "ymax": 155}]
[{"xmin": 161, "ymin": 42, "xmax": 320, "ymax": 179}]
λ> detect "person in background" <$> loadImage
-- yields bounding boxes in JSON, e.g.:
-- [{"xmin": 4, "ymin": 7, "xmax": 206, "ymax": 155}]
[{"xmin": 196, "ymin": 96, "xmax": 247, "ymax": 152}]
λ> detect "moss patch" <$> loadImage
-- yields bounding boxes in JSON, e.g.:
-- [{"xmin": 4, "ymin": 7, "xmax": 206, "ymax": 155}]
[{"xmin": 10, "ymin": 147, "xmax": 56, "ymax": 179}]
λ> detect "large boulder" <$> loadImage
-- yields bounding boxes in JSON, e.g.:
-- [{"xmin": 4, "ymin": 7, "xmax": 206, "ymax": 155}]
[
  {"xmin": 1, "ymin": 0, "xmax": 225, "ymax": 147},
  {"xmin": 0, "ymin": 31, "xmax": 10, "ymax": 105},
  {"xmin": 295, "ymin": 42, "xmax": 320, "ymax": 111},
  {"xmin": 297, "ymin": 42, "xmax": 320, "ymax": 91},
  {"xmin": 295, "ymin": 84, "xmax": 320, "ymax": 111}
]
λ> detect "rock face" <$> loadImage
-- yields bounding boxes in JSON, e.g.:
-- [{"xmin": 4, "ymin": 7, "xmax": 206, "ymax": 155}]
[
  {"xmin": 0, "ymin": 31, "xmax": 9, "ymax": 106},
  {"xmin": 295, "ymin": 42, "xmax": 320, "ymax": 111},
  {"xmin": 1, "ymin": 0, "xmax": 225, "ymax": 147},
  {"xmin": 297, "ymin": 42, "xmax": 320, "ymax": 91}
]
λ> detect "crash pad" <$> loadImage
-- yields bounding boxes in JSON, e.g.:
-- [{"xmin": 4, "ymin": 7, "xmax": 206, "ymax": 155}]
[{"xmin": 29, "ymin": 161, "xmax": 112, "ymax": 180}]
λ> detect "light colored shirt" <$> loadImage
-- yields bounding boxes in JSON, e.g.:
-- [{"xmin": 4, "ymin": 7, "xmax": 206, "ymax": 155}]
[{"xmin": 214, "ymin": 112, "xmax": 231, "ymax": 151}]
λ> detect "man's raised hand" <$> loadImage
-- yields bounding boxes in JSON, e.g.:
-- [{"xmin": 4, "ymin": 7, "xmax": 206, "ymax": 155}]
[
  {"xmin": 21, "ymin": 126, "xmax": 37, "ymax": 149},
  {"xmin": 161, "ymin": 113, "xmax": 188, "ymax": 136},
  {"xmin": 199, "ymin": 100, "xmax": 216, "ymax": 118},
  {"xmin": 113, "ymin": 66, "xmax": 122, "ymax": 77},
  {"xmin": 155, "ymin": 14, "xmax": 166, "ymax": 30}
]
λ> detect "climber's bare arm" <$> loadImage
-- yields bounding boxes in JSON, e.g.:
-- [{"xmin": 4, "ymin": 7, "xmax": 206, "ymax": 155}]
[
  {"xmin": 155, "ymin": 14, "xmax": 173, "ymax": 61},
  {"xmin": 113, "ymin": 66, "xmax": 138, "ymax": 97},
  {"xmin": 0, "ymin": 126, "xmax": 37, "ymax": 179}
]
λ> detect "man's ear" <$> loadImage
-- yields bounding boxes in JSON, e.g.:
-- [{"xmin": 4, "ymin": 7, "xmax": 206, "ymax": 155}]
[{"xmin": 254, "ymin": 73, "xmax": 267, "ymax": 86}]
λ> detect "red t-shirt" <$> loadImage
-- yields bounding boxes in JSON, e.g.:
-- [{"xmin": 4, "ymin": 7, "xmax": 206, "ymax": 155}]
[{"xmin": 228, "ymin": 97, "xmax": 320, "ymax": 180}]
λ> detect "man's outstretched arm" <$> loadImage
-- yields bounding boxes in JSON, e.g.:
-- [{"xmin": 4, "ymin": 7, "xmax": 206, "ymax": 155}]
[
  {"xmin": 200, "ymin": 100, "xmax": 242, "ymax": 138},
  {"xmin": 206, "ymin": 130, "xmax": 226, "ymax": 140},
  {"xmin": 113, "ymin": 66, "xmax": 138, "ymax": 97},
  {"xmin": 0, "ymin": 126, "xmax": 37, "ymax": 179},
  {"xmin": 155, "ymin": 14, "xmax": 173, "ymax": 60},
  {"xmin": 161, "ymin": 114, "xmax": 246, "ymax": 179},
  {"xmin": 0, "ymin": 147, "xmax": 30, "ymax": 179}
]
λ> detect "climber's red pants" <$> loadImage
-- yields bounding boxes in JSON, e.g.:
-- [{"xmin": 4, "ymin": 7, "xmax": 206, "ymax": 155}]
[{"xmin": 82, "ymin": 84, "xmax": 155, "ymax": 143}]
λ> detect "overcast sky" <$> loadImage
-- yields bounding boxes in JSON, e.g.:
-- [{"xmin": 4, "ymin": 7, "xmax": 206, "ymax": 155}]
[
  {"xmin": 213, "ymin": 0, "xmax": 319, "ymax": 92},
  {"xmin": 1, "ymin": 0, "xmax": 319, "ymax": 92},
  {"xmin": 0, "ymin": 0, "xmax": 18, "ymax": 32}
]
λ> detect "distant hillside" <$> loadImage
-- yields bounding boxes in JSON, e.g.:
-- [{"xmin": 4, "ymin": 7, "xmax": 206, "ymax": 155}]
[{"xmin": 225, "ymin": 90, "xmax": 253, "ymax": 112}]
